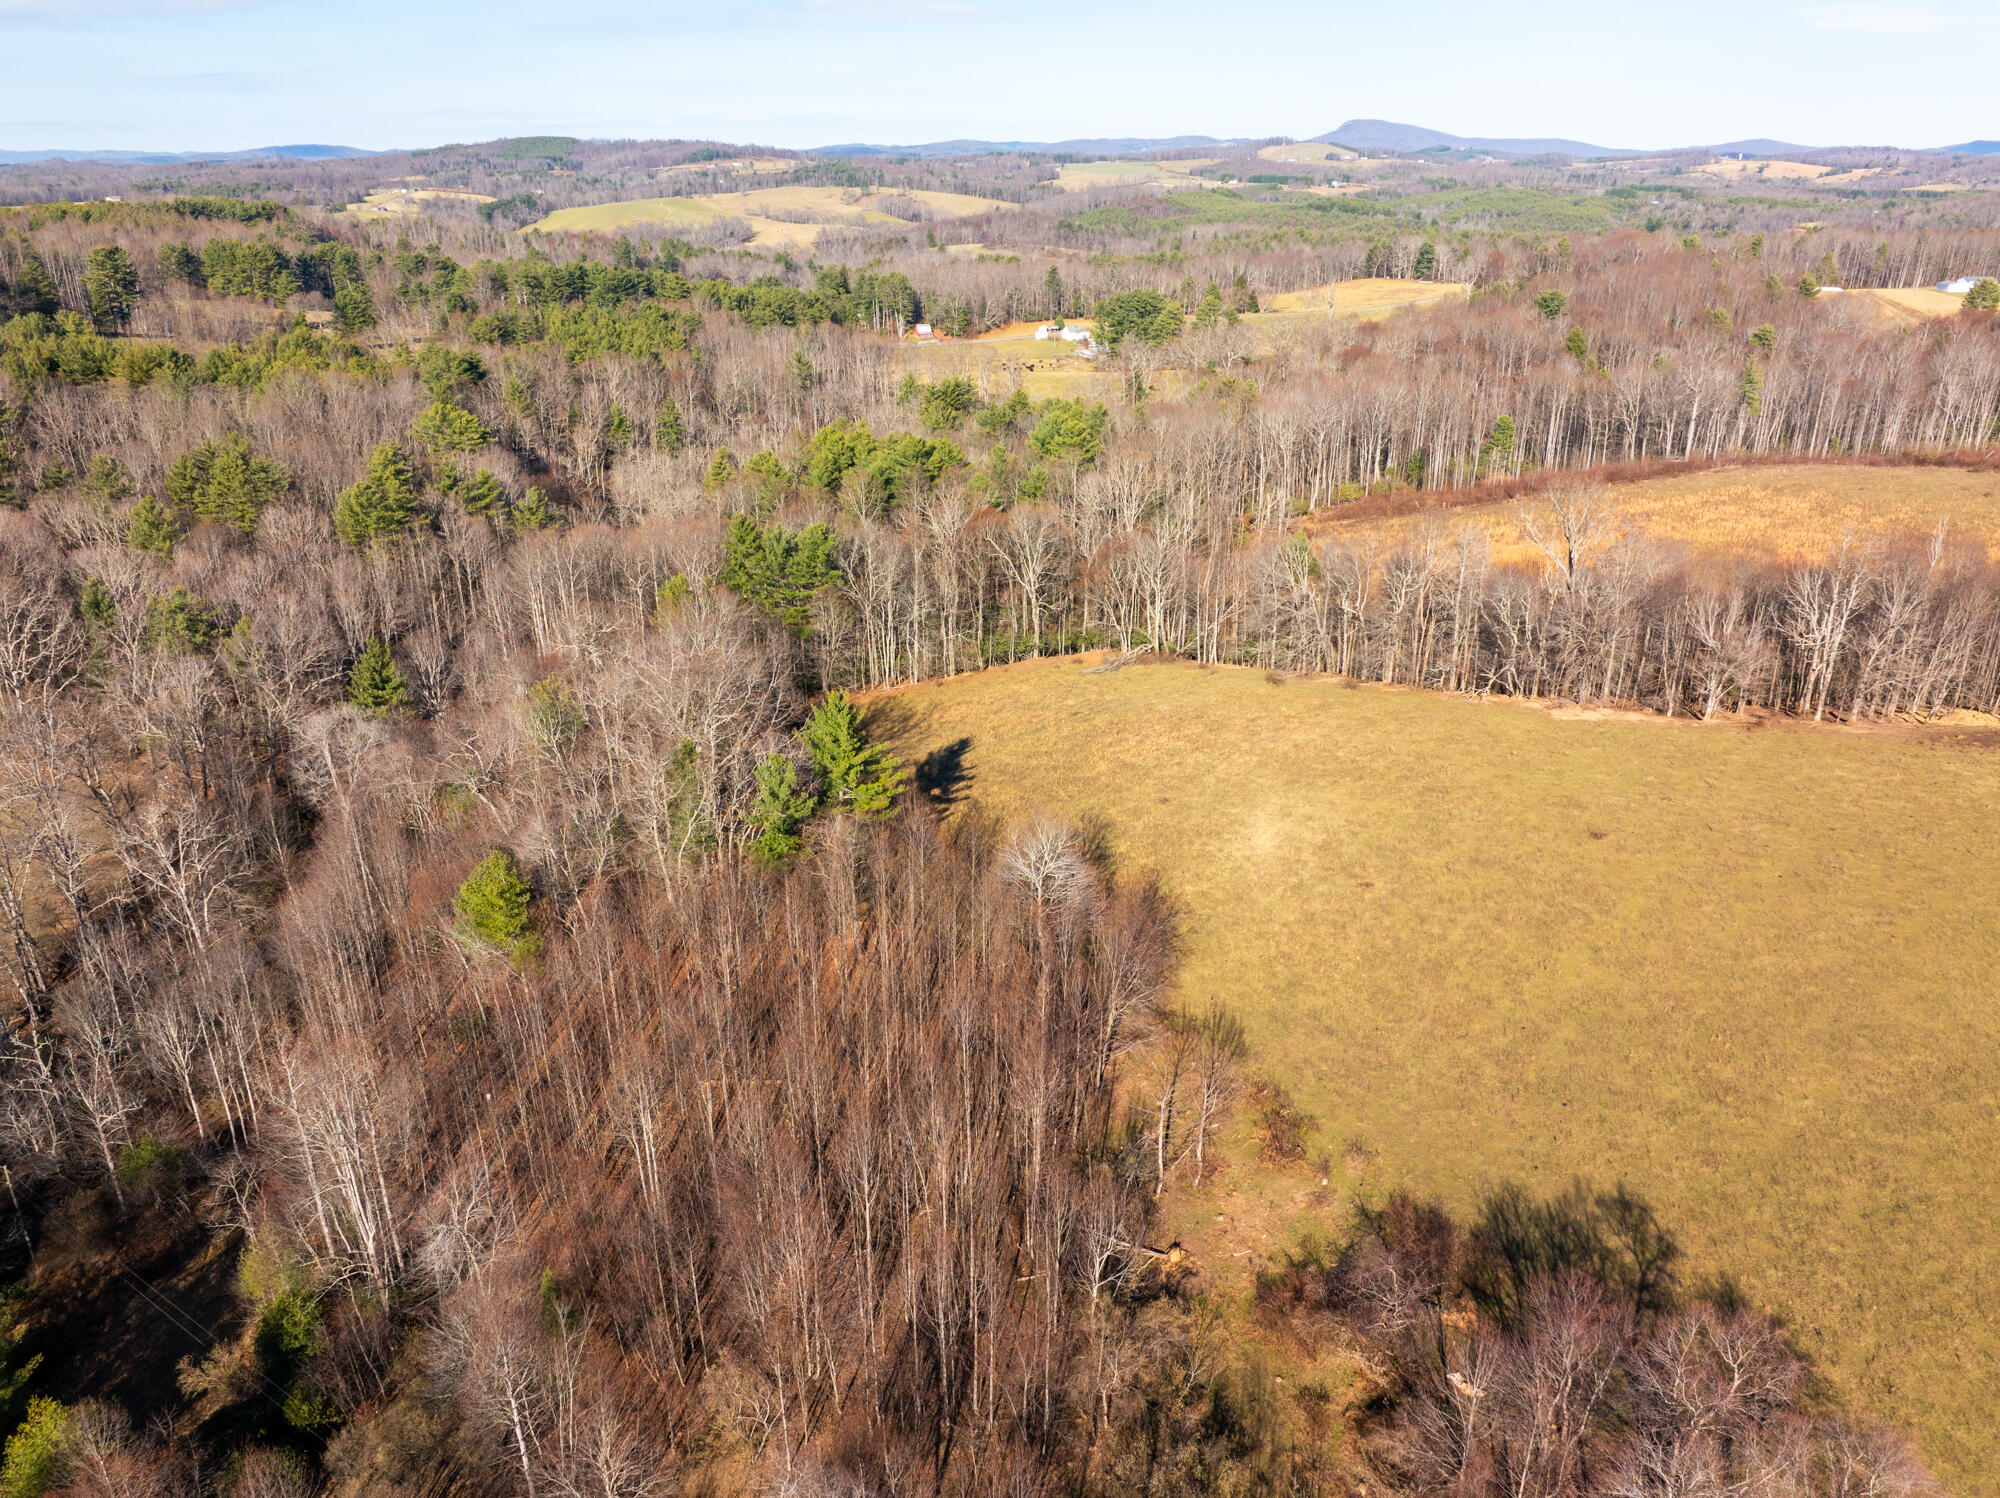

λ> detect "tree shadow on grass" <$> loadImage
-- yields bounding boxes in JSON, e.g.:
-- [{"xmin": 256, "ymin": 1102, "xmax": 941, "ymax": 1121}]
[{"xmin": 914, "ymin": 737, "xmax": 974, "ymax": 812}]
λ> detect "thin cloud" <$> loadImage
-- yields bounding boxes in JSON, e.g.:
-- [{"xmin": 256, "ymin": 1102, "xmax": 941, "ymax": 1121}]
[{"xmin": 1794, "ymin": 3, "xmax": 1949, "ymax": 31}]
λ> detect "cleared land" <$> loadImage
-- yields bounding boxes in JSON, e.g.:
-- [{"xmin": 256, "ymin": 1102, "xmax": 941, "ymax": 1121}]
[
  {"xmin": 1257, "ymin": 142, "xmax": 1355, "ymax": 164},
  {"xmin": 1696, "ymin": 159, "xmax": 1835, "ymax": 180},
  {"xmin": 1054, "ymin": 158, "xmax": 1217, "ymax": 190},
  {"xmin": 1258, "ymin": 276, "xmax": 1471, "ymax": 316},
  {"xmin": 1316, "ymin": 462, "xmax": 2000, "ymax": 564},
  {"xmin": 528, "ymin": 186, "xmax": 1012, "ymax": 246},
  {"xmin": 869, "ymin": 659, "xmax": 2000, "ymax": 1492},
  {"xmin": 347, "ymin": 187, "xmax": 495, "ymax": 217},
  {"xmin": 1826, "ymin": 286, "xmax": 1970, "ymax": 326}
]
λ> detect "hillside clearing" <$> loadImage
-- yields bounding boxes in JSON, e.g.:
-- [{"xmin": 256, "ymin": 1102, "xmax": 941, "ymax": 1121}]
[
  {"xmin": 868, "ymin": 658, "xmax": 2000, "ymax": 1492},
  {"xmin": 526, "ymin": 186, "xmax": 1013, "ymax": 243},
  {"xmin": 1313, "ymin": 462, "xmax": 2000, "ymax": 563}
]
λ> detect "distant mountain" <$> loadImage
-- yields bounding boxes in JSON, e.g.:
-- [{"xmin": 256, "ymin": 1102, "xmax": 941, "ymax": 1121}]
[
  {"xmin": 1312, "ymin": 119, "xmax": 1643, "ymax": 158},
  {"xmin": 1705, "ymin": 139, "xmax": 1813, "ymax": 156},
  {"xmin": 1940, "ymin": 140, "xmax": 2000, "ymax": 155},
  {"xmin": 815, "ymin": 136, "xmax": 1237, "ymax": 158},
  {"xmin": 0, "ymin": 144, "xmax": 376, "ymax": 165}
]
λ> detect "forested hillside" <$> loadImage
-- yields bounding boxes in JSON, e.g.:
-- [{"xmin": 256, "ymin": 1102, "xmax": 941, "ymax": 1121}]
[{"xmin": 0, "ymin": 149, "xmax": 1988, "ymax": 1494}]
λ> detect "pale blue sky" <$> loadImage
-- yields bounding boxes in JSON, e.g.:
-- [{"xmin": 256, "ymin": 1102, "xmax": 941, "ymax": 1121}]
[{"xmin": 0, "ymin": 0, "xmax": 1991, "ymax": 154}]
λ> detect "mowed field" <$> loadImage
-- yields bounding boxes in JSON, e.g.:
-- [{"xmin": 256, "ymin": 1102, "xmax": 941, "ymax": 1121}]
[
  {"xmin": 528, "ymin": 187, "xmax": 1012, "ymax": 247},
  {"xmin": 1318, "ymin": 462, "xmax": 2000, "ymax": 564},
  {"xmin": 868, "ymin": 660, "xmax": 2000, "ymax": 1490}
]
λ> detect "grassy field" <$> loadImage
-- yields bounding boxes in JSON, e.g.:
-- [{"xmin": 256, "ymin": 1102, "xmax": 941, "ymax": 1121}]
[
  {"xmin": 868, "ymin": 661, "xmax": 2000, "ymax": 1491},
  {"xmin": 1258, "ymin": 275, "xmax": 1471, "ymax": 316},
  {"xmin": 346, "ymin": 187, "xmax": 494, "ymax": 217},
  {"xmin": 1257, "ymin": 142, "xmax": 1355, "ymax": 164},
  {"xmin": 1315, "ymin": 462, "xmax": 2000, "ymax": 564},
  {"xmin": 1828, "ymin": 286, "xmax": 1972, "ymax": 326},
  {"xmin": 1055, "ymin": 158, "xmax": 1217, "ymax": 190},
  {"xmin": 528, "ymin": 186, "xmax": 1011, "ymax": 246}
]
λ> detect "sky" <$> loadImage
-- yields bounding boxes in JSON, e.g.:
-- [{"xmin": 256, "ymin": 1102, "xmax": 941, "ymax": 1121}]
[{"xmin": 0, "ymin": 0, "xmax": 1992, "ymax": 154}]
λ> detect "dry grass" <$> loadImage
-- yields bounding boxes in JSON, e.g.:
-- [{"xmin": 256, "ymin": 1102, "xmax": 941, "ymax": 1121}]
[
  {"xmin": 1054, "ymin": 158, "xmax": 1217, "ymax": 190},
  {"xmin": 1257, "ymin": 143, "xmax": 1355, "ymax": 164},
  {"xmin": 1826, "ymin": 287, "xmax": 1969, "ymax": 326},
  {"xmin": 345, "ymin": 187, "xmax": 495, "ymax": 218},
  {"xmin": 527, "ymin": 186, "xmax": 1011, "ymax": 241},
  {"xmin": 1696, "ymin": 159, "xmax": 1835, "ymax": 180},
  {"xmin": 1317, "ymin": 463, "xmax": 2000, "ymax": 565},
  {"xmin": 868, "ymin": 658, "xmax": 2000, "ymax": 1492},
  {"xmin": 1259, "ymin": 277, "xmax": 1471, "ymax": 315}
]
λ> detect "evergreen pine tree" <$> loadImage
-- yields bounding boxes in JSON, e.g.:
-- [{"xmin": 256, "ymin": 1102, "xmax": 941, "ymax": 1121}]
[
  {"xmin": 1565, "ymin": 325, "xmax": 1589, "ymax": 361},
  {"xmin": 454, "ymin": 850, "xmax": 537, "ymax": 958},
  {"xmin": 800, "ymin": 692, "xmax": 907, "ymax": 817},
  {"xmin": 348, "ymin": 638, "xmax": 408, "ymax": 715},
  {"xmin": 333, "ymin": 280, "xmax": 376, "ymax": 332},
  {"xmin": 166, "ymin": 433, "xmax": 290, "ymax": 532},
  {"xmin": 127, "ymin": 494, "xmax": 177, "ymax": 558},
  {"xmin": 334, "ymin": 443, "xmax": 421, "ymax": 548},
  {"xmin": 656, "ymin": 401, "xmax": 685, "ymax": 454},
  {"xmin": 15, "ymin": 253, "xmax": 58, "ymax": 315},
  {"xmin": 412, "ymin": 400, "xmax": 492, "ymax": 456},
  {"xmin": 511, "ymin": 486, "xmax": 558, "ymax": 529},
  {"xmin": 1740, "ymin": 358, "xmax": 1765, "ymax": 418},
  {"xmin": 1413, "ymin": 239, "xmax": 1437, "ymax": 280},
  {"xmin": 749, "ymin": 753, "xmax": 818, "ymax": 865},
  {"xmin": 84, "ymin": 246, "xmax": 139, "ymax": 333},
  {"xmin": 703, "ymin": 449, "xmax": 737, "ymax": 487}
]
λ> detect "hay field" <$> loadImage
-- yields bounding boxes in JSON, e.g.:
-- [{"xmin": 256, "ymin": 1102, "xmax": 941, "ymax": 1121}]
[
  {"xmin": 1316, "ymin": 463, "xmax": 2000, "ymax": 565},
  {"xmin": 347, "ymin": 187, "xmax": 495, "ymax": 217},
  {"xmin": 528, "ymin": 186, "xmax": 1011, "ymax": 246},
  {"xmin": 1257, "ymin": 142, "xmax": 1355, "ymax": 164},
  {"xmin": 1054, "ymin": 158, "xmax": 1216, "ymax": 190},
  {"xmin": 1825, "ymin": 286, "xmax": 1969, "ymax": 325},
  {"xmin": 868, "ymin": 659, "xmax": 2000, "ymax": 1491},
  {"xmin": 1259, "ymin": 276, "xmax": 1471, "ymax": 316},
  {"xmin": 1696, "ymin": 158, "xmax": 1834, "ymax": 180}
]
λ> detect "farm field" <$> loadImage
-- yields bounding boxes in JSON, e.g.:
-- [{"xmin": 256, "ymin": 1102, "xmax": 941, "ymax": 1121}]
[
  {"xmin": 1826, "ymin": 286, "xmax": 1970, "ymax": 325},
  {"xmin": 1258, "ymin": 275, "xmax": 1470, "ymax": 316},
  {"xmin": 1257, "ymin": 142, "xmax": 1355, "ymax": 164},
  {"xmin": 1315, "ymin": 462, "xmax": 2000, "ymax": 564},
  {"xmin": 1054, "ymin": 157, "xmax": 1216, "ymax": 190},
  {"xmin": 528, "ymin": 186, "xmax": 1012, "ymax": 245},
  {"xmin": 346, "ymin": 186, "xmax": 495, "ymax": 216},
  {"xmin": 868, "ymin": 658, "xmax": 2000, "ymax": 1492}
]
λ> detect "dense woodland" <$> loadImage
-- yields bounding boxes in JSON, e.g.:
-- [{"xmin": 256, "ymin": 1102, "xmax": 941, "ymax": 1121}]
[{"xmin": 0, "ymin": 144, "xmax": 1984, "ymax": 1496}]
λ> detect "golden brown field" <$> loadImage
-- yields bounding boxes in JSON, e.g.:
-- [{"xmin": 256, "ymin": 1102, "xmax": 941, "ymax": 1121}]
[
  {"xmin": 1316, "ymin": 462, "xmax": 2000, "ymax": 565},
  {"xmin": 869, "ymin": 658, "xmax": 2000, "ymax": 1491}
]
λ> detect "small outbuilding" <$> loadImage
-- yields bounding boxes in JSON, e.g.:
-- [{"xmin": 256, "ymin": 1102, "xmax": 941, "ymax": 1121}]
[{"xmin": 1939, "ymin": 277, "xmax": 1980, "ymax": 294}]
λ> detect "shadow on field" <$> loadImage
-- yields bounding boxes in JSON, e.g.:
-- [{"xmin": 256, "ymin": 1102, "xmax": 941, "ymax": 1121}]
[{"xmin": 914, "ymin": 737, "xmax": 974, "ymax": 810}]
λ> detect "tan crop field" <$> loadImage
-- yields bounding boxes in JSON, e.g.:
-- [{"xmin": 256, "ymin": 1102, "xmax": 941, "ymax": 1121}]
[
  {"xmin": 1826, "ymin": 286, "xmax": 1970, "ymax": 325},
  {"xmin": 1315, "ymin": 462, "xmax": 2000, "ymax": 564},
  {"xmin": 868, "ymin": 658, "xmax": 2000, "ymax": 1492},
  {"xmin": 528, "ymin": 186, "xmax": 1013, "ymax": 246},
  {"xmin": 346, "ymin": 187, "xmax": 495, "ymax": 217},
  {"xmin": 1257, "ymin": 142, "xmax": 1355, "ymax": 164},
  {"xmin": 1258, "ymin": 276, "xmax": 1471, "ymax": 316},
  {"xmin": 1054, "ymin": 158, "xmax": 1217, "ymax": 190},
  {"xmin": 1696, "ymin": 158, "xmax": 1835, "ymax": 180}
]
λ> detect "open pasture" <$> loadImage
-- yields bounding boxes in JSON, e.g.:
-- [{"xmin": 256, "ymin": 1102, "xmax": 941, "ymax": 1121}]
[
  {"xmin": 1258, "ymin": 275, "xmax": 1470, "ymax": 316},
  {"xmin": 347, "ymin": 186, "xmax": 495, "ymax": 216},
  {"xmin": 1054, "ymin": 157, "xmax": 1216, "ymax": 190},
  {"xmin": 1695, "ymin": 158, "xmax": 1835, "ymax": 180},
  {"xmin": 1314, "ymin": 462, "xmax": 2000, "ymax": 565},
  {"xmin": 869, "ymin": 657, "xmax": 2000, "ymax": 1492},
  {"xmin": 527, "ymin": 186, "xmax": 1012, "ymax": 245},
  {"xmin": 1257, "ymin": 142, "xmax": 1355, "ymax": 164}
]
